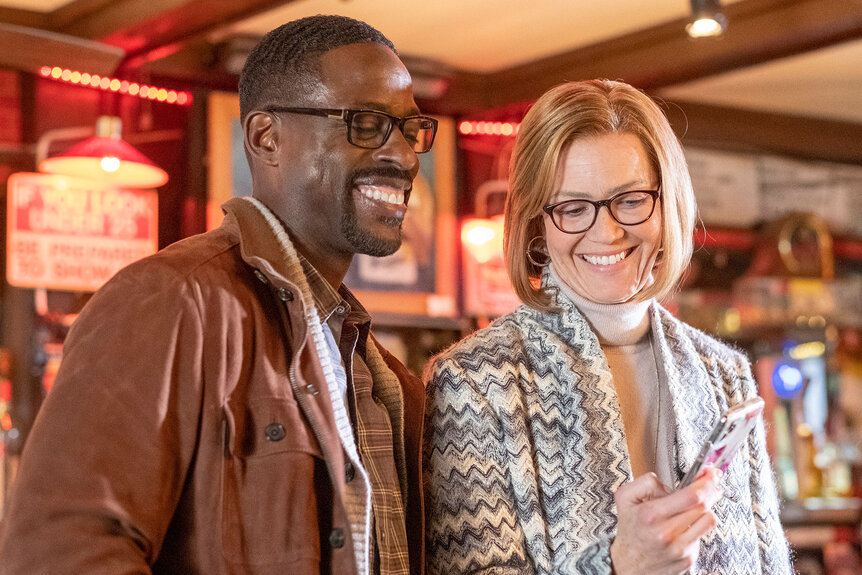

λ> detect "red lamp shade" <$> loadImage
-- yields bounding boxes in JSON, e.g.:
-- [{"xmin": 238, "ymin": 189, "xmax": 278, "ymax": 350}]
[{"xmin": 38, "ymin": 116, "xmax": 169, "ymax": 188}]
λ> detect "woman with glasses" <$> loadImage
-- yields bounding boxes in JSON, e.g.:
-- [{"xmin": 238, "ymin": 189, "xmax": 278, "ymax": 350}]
[{"xmin": 423, "ymin": 80, "xmax": 792, "ymax": 575}]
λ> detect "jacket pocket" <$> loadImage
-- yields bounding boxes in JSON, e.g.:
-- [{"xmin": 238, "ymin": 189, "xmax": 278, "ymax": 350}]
[{"xmin": 221, "ymin": 395, "xmax": 328, "ymax": 567}]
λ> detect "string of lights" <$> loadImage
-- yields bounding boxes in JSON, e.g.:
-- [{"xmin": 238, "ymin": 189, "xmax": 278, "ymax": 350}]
[{"xmin": 39, "ymin": 66, "xmax": 193, "ymax": 106}]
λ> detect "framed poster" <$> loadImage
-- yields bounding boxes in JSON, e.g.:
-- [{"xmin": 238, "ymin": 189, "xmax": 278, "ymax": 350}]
[{"xmin": 206, "ymin": 92, "xmax": 458, "ymax": 318}]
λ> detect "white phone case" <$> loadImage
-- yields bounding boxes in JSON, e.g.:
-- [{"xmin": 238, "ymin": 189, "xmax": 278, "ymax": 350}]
[{"xmin": 678, "ymin": 396, "xmax": 765, "ymax": 488}]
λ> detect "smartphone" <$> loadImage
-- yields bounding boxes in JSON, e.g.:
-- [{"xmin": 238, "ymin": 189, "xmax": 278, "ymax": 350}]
[{"xmin": 678, "ymin": 396, "xmax": 765, "ymax": 488}]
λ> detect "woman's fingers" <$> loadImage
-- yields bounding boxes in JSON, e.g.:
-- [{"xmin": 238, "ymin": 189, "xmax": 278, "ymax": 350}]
[
  {"xmin": 611, "ymin": 470, "xmax": 723, "ymax": 574},
  {"xmin": 615, "ymin": 472, "xmax": 673, "ymax": 506},
  {"xmin": 676, "ymin": 507, "xmax": 719, "ymax": 547},
  {"xmin": 643, "ymin": 467, "xmax": 723, "ymax": 520}
]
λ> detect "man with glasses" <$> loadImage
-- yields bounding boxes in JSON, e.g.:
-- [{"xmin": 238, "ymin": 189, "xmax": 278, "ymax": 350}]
[{"xmin": 0, "ymin": 15, "xmax": 431, "ymax": 575}]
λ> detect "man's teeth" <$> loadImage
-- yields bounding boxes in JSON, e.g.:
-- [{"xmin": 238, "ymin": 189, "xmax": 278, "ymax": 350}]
[
  {"xmin": 583, "ymin": 249, "xmax": 629, "ymax": 266},
  {"xmin": 358, "ymin": 185, "xmax": 404, "ymax": 206}
]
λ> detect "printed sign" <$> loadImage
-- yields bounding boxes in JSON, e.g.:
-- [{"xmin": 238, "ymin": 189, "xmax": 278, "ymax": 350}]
[{"xmin": 6, "ymin": 172, "xmax": 158, "ymax": 292}]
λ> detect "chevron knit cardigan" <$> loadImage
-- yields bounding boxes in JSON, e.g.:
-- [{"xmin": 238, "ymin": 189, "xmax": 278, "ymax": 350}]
[{"xmin": 423, "ymin": 285, "xmax": 793, "ymax": 574}]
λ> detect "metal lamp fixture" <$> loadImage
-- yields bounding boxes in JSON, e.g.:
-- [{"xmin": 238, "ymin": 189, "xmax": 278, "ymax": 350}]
[
  {"xmin": 38, "ymin": 116, "xmax": 169, "ymax": 188},
  {"xmin": 686, "ymin": 0, "xmax": 727, "ymax": 38}
]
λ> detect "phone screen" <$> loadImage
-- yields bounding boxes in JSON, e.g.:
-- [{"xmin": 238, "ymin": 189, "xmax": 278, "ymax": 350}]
[{"xmin": 678, "ymin": 396, "xmax": 765, "ymax": 488}]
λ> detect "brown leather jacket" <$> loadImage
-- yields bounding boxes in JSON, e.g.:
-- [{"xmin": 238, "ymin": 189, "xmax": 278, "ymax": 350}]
[{"xmin": 0, "ymin": 198, "xmax": 425, "ymax": 575}]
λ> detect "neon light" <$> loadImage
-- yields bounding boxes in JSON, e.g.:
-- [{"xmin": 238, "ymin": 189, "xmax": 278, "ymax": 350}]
[{"xmin": 39, "ymin": 65, "xmax": 193, "ymax": 106}]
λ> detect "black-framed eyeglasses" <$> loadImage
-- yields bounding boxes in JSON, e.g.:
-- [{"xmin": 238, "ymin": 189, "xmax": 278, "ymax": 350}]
[
  {"xmin": 543, "ymin": 189, "xmax": 661, "ymax": 234},
  {"xmin": 266, "ymin": 107, "xmax": 438, "ymax": 153}
]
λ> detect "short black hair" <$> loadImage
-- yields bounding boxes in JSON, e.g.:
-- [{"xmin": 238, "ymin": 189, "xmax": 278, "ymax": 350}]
[{"xmin": 238, "ymin": 15, "xmax": 396, "ymax": 120}]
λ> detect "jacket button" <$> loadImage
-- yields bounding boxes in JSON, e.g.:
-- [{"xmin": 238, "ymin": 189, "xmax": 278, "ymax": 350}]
[
  {"xmin": 253, "ymin": 269, "xmax": 268, "ymax": 284},
  {"xmin": 345, "ymin": 461, "xmax": 355, "ymax": 483},
  {"xmin": 329, "ymin": 528, "xmax": 345, "ymax": 549},
  {"xmin": 264, "ymin": 423, "xmax": 286, "ymax": 442},
  {"xmin": 276, "ymin": 287, "xmax": 294, "ymax": 302}
]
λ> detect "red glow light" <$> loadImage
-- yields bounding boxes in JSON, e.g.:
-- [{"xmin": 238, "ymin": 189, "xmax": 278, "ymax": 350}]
[
  {"xmin": 458, "ymin": 120, "xmax": 521, "ymax": 137},
  {"xmin": 39, "ymin": 65, "xmax": 193, "ymax": 106}
]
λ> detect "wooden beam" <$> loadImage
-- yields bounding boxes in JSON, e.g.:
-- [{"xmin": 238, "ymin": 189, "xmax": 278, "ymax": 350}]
[
  {"xmin": 46, "ymin": 0, "xmax": 117, "ymax": 30},
  {"xmin": 0, "ymin": 22, "xmax": 124, "ymax": 75},
  {"xmin": 0, "ymin": 7, "xmax": 48, "ymax": 29},
  {"xmin": 55, "ymin": 0, "xmax": 299, "ymax": 64},
  {"xmin": 53, "ymin": 0, "xmax": 192, "ymax": 41},
  {"xmin": 444, "ymin": 0, "xmax": 862, "ymax": 113},
  {"xmin": 664, "ymin": 99, "xmax": 862, "ymax": 165}
]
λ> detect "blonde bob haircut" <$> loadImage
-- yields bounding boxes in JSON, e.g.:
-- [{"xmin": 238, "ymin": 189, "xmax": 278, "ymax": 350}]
[{"xmin": 505, "ymin": 79, "xmax": 697, "ymax": 311}]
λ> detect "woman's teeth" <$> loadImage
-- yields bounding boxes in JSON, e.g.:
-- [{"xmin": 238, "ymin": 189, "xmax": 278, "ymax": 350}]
[
  {"xmin": 582, "ymin": 249, "xmax": 629, "ymax": 266},
  {"xmin": 358, "ymin": 185, "xmax": 404, "ymax": 206}
]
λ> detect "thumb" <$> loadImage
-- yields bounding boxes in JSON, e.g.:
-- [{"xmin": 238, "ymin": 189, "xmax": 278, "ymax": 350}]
[{"xmin": 616, "ymin": 472, "xmax": 673, "ymax": 506}]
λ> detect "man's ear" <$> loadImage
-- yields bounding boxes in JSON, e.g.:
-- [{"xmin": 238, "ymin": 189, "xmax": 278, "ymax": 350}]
[{"xmin": 244, "ymin": 111, "xmax": 280, "ymax": 166}]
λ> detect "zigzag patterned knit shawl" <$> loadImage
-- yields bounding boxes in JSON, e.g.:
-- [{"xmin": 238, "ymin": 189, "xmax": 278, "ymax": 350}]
[{"xmin": 423, "ymin": 287, "xmax": 793, "ymax": 575}]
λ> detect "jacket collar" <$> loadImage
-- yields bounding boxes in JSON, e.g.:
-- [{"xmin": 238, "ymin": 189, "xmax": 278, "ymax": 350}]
[{"xmin": 221, "ymin": 196, "xmax": 307, "ymax": 290}]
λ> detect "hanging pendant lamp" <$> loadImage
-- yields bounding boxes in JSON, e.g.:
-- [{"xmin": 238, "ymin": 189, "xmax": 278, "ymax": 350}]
[{"xmin": 38, "ymin": 116, "xmax": 169, "ymax": 188}]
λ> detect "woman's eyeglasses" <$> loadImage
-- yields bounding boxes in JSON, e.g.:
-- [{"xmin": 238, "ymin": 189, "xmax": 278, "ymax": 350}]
[{"xmin": 543, "ymin": 189, "xmax": 661, "ymax": 234}]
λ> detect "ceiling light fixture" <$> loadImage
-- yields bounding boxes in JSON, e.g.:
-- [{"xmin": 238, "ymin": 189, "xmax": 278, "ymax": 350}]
[
  {"xmin": 686, "ymin": 0, "xmax": 727, "ymax": 38},
  {"xmin": 38, "ymin": 116, "xmax": 169, "ymax": 188}
]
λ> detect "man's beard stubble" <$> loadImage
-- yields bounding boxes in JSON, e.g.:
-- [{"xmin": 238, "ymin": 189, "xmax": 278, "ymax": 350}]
[{"xmin": 340, "ymin": 167, "xmax": 412, "ymax": 257}]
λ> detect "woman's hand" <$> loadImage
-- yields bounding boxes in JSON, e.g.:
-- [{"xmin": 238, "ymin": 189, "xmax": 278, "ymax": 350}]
[{"xmin": 609, "ymin": 468, "xmax": 723, "ymax": 575}]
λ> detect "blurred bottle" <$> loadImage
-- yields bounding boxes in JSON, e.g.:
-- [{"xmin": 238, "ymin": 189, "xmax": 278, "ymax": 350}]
[{"xmin": 796, "ymin": 423, "xmax": 823, "ymax": 499}]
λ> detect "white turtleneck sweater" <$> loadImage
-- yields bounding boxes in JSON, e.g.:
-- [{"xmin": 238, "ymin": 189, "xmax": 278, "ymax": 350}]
[{"xmin": 550, "ymin": 265, "xmax": 676, "ymax": 484}]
